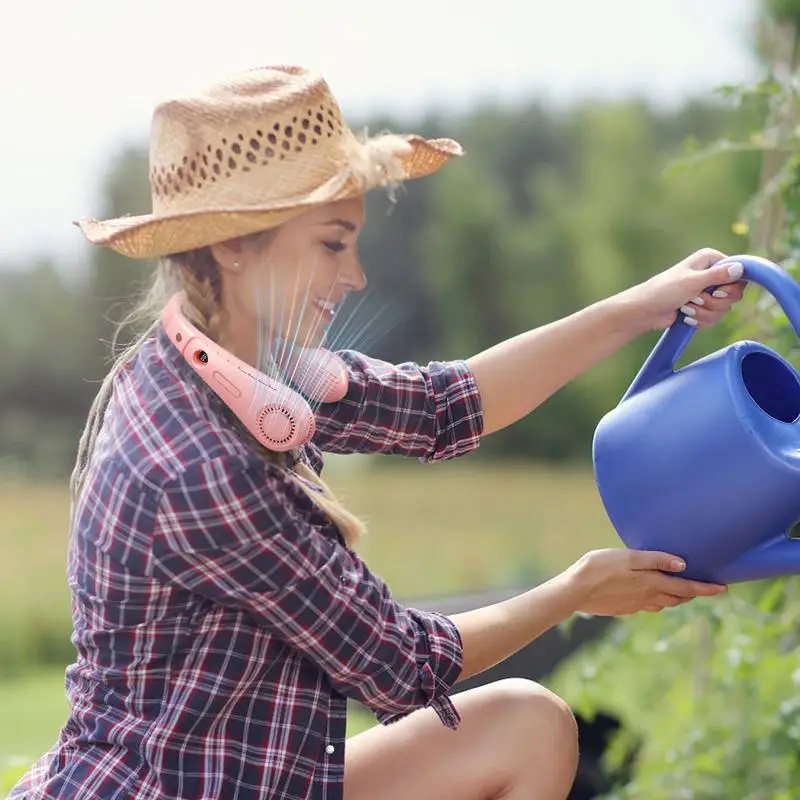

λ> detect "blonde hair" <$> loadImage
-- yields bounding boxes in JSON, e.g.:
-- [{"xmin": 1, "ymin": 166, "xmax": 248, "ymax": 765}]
[{"xmin": 69, "ymin": 233, "xmax": 366, "ymax": 548}]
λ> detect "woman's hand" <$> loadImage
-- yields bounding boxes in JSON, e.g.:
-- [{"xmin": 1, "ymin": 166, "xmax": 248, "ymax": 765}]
[
  {"xmin": 562, "ymin": 548, "xmax": 727, "ymax": 616},
  {"xmin": 451, "ymin": 546, "xmax": 727, "ymax": 682},
  {"xmin": 622, "ymin": 248, "xmax": 747, "ymax": 333}
]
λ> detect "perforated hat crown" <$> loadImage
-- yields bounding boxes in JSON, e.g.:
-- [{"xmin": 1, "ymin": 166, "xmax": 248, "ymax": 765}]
[{"xmin": 76, "ymin": 65, "xmax": 464, "ymax": 259}]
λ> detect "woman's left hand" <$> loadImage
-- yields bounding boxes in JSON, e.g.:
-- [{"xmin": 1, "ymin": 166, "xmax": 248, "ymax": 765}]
[{"xmin": 623, "ymin": 248, "xmax": 747, "ymax": 333}]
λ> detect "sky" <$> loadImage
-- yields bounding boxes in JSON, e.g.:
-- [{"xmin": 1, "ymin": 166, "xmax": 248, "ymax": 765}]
[{"xmin": 1, "ymin": 0, "xmax": 760, "ymax": 270}]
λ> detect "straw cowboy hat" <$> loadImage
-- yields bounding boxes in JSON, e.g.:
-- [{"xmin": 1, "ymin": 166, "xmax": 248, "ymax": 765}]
[{"xmin": 76, "ymin": 65, "xmax": 464, "ymax": 260}]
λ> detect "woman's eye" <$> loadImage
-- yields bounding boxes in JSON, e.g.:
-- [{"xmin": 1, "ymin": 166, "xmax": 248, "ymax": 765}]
[{"xmin": 323, "ymin": 241, "xmax": 346, "ymax": 253}]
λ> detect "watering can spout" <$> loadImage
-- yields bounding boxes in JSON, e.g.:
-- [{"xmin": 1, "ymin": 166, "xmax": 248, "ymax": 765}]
[{"xmin": 713, "ymin": 535, "xmax": 800, "ymax": 585}]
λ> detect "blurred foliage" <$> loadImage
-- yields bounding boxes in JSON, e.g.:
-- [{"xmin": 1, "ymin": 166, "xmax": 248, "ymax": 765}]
[
  {"xmin": 552, "ymin": 9, "xmax": 800, "ymax": 799},
  {"xmin": 554, "ymin": 583, "xmax": 800, "ymax": 799},
  {"xmin": 767, "ymin": 0, "xmax": 800, "ymax": 28}
]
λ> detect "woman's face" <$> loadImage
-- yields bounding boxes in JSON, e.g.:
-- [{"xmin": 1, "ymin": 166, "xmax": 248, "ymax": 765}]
[{"xmin": 212, "ymin": 196, "xmax": 366, "ymax": 366}]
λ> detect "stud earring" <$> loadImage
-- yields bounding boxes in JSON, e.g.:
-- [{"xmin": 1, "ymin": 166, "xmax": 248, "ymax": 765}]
[{"xmin": 233, "ymin": 260, "xmax": 240, "ymax": 269}]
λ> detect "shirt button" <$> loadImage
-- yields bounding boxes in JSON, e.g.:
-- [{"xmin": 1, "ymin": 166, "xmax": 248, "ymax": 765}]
[{"xmin": 325, "ymin": 745, "xmax": 335, "ymax": 755}]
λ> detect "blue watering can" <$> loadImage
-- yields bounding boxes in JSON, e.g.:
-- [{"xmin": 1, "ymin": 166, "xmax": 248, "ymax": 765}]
[{"xmin": 592, "ymin": 254, "xmax": 800, "ymax": 585}]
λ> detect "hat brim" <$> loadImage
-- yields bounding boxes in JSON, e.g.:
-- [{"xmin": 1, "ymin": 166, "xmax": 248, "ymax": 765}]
[{"xmin": 75, "ymin": 136, "xmax": 464, "ymax": 260}]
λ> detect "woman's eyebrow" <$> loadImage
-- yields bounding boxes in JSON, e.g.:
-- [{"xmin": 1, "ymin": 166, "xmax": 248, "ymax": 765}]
[{"xmin": 321, "ymin": 218, "xmax": 357, "ymax": 232}]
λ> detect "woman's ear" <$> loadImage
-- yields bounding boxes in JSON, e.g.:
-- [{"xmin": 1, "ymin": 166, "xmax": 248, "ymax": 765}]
[
  {"xmin": 211, "ymin": 231, "xmax": 274, "ymax": 275},
  {"xmin": 210, "ymin": 239, "xmax": 247, "ymax": 274}
]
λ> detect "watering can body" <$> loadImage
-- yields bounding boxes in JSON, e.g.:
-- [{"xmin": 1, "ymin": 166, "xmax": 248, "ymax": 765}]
[{"xmin": 592, "ymin": 255, "xmax": 800, "ymax": 585}]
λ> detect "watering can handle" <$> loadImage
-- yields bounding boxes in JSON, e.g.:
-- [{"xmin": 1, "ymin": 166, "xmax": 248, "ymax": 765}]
[{"xmin": 622, "ymin": 255, "xmax": 800, "ymax": 402}]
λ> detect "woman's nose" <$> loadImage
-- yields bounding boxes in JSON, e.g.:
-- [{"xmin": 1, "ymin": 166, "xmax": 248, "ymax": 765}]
[{"xmin": 341, "ymin": 256, "xmax": 367, "ymax": 292}]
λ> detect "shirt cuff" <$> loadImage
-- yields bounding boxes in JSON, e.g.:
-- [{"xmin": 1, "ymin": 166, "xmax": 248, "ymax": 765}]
[
  {"xmin": 422, "ymin": 359, "xmax": 485, "ymax": 463},
  {"xmin": 374, "ymin": 609, "xmax": 464, "ymax": 731}
]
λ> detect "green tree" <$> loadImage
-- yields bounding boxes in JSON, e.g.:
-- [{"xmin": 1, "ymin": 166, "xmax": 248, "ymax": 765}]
[
  {"xmin": 86, "ymin": 146, "xmax": 155, "ymax": 376},
  {"xmin": 418, "ymin": 97, "xmax": 760, "ymax": 459},
  {"xmin": 0, "ymin": 261, "xmax": 96, "ymax": 476}
]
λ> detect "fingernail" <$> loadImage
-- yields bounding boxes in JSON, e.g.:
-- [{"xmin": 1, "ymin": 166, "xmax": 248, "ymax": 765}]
[
  {"xmin": 671, "ymin": 559, "xmax": 686, "ymax": 571},
  {"xmin": 680, "ymin": 305, "xmax": 696, "ymax": 316},
  {"xmin": 692, "ymin": 296, "xmax": 705, "ymax": 306},
  {"xmin": 727, "ymin": 262, "xmax": 744, "ymax": 279},
  {"xmin": 712, "ymin": 289, "xmax": 728, "ymax": 299},
  {"xmin": 683, "ymin": 317, "xmax": 698, "ymax": 327}
]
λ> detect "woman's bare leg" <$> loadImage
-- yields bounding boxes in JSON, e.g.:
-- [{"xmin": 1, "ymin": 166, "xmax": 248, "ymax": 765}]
[{"xmin": 344, "ymin": 678, "xmax": 579, "ymax": 800}]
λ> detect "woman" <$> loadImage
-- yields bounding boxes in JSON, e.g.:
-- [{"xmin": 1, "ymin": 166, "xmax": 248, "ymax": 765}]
[{"xmin": 11, "ymin": 66, "xmax": 740, "ymax": 800}]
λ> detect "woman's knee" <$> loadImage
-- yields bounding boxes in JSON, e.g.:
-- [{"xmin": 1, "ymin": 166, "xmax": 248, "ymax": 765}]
[
  {"xmin": 488, "ymin": 678, "xmax": 579, "ymax": 755},
  {"xmin": 343, "ymin": 679, "xmax": 578, "ymax": 800}
]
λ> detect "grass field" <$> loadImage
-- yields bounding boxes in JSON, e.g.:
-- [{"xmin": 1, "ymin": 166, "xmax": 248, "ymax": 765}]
[{"xmin": 0, "ymin": 457, "xmax": 618, "ymax": 786}]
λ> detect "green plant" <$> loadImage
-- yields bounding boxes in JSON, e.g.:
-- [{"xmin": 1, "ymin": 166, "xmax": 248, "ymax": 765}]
[
  {"xmin": 551, "ymin": 10, "xmax": 800, "ymax": 798},
  {"xmin": 553, "ymin": 584, "xmax": 800, "ymax": 798}
]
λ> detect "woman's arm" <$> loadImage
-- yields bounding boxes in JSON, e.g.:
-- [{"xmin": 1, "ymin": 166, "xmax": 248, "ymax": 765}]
[
  {"xmin": 312, "ymin": 252, "xmax": 745, "ymax": 454},
  {"xmin": 152, "ymin": 454, "xmax": 467, "ymax": 729},
  {"xmin": 151, "ymin": 454, "xmax": 727, "ymax": 729},
  {"xmin": 311, "ymin": 297, "xmax": 635, "ymax": 456},
  {"xmin": 451, "ymin": 572, "xmax": 580, "ymax": 681},
  {"xmin": 312, "ymin": 352, "xmax": 484, "ymax": 462},
  {"xmin": 467, "ymin": 250, "xmax": 747, "ymax": 435},
  {"xmin": 313, "ymin": 295, "xmax": 635, "ymax": 455},
  {"xmin": 466, "ymin": 294, "xmax": 635, "ymax": 436}
]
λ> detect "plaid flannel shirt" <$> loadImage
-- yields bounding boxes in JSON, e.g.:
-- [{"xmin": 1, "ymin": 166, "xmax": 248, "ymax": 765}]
[{"xmin": 10, "ymin": 326, "xmax": 484, "ymax": 800}]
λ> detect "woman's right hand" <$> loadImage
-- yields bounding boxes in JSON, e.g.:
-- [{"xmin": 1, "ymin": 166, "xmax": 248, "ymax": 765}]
[{"xmin": 562, "ymin": 548, "xmax": 727, "ymax": 616}]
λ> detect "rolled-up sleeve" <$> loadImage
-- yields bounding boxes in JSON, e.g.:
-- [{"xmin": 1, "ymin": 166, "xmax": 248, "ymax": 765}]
[
  {"xmin": 150, "ymin": 455, "xmax": 464, "ymax": 729},
  {"xmin": 311, "ymin": 351, "xmax": 484, "ymax": 461}
]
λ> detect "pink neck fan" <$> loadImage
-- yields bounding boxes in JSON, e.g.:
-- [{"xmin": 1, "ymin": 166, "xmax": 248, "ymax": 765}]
[{"xmin": 161, "ymin": 292, "xmax": 349, "ymax": 451}]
